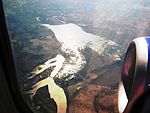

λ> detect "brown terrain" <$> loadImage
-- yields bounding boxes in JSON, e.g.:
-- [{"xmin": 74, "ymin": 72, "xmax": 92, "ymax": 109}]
[
  {"xmin": 66, "ymin": 59, "xmax": 121, "ymax": 113},
  {"xmin": 69, "ymin": 84, "xmax": 118, "ymax": 113}
]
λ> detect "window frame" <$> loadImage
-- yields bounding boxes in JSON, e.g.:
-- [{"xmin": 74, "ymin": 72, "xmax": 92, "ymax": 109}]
[{"xmin": 0, "ymin": 1, "xmax": 33, "ymax": 113}]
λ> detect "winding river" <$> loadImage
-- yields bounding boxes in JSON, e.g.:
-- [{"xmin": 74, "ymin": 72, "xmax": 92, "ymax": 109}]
[{"xmin": 26, "ymin": 23, "xmax": 121, "ymax": 113}]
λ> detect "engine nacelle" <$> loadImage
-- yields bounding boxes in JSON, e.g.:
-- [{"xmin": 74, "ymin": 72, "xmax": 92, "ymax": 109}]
[{"xmin": 118, "ymin": 37, "xmax": 150, "ymax": 113}]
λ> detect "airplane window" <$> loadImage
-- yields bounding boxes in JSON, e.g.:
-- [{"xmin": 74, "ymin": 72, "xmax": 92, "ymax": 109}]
[{"xmin": 2, "ymin": 0, "xmax": 150, "ymax": 113}]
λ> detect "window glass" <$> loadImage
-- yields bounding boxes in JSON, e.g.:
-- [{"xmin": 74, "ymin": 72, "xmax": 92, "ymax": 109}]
[{"xmin": 2, "ymin": 0, "xmax": 150, "ymax": 113}]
